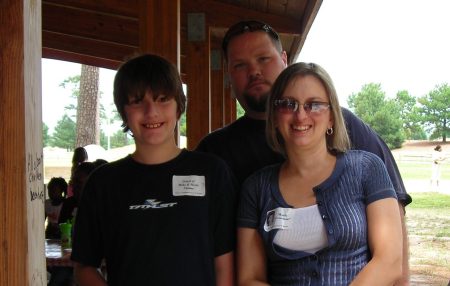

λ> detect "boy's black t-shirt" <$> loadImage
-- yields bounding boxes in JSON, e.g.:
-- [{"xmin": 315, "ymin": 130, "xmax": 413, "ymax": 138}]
[{"xmin": 71, "ymin": 150, "xmax": 236, "ymax": 286}]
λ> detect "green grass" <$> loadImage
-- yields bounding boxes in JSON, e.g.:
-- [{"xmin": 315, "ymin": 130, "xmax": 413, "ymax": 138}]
[
  {"xmin": 396, "ymin": 161, "xmax": 450, "ymax": 180},
  {"xmin": 405, "ymin": 192, "xmax": 450, "ymax": 283},
  {"xmin": 407, "ymin": 192, "xmax": 450, "ymax": 237},
  {"xmin": 408, "ymin": 192, "xmax": 450, "ymax": 209}
]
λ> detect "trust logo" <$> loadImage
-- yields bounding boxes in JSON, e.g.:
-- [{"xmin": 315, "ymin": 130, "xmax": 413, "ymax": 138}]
[{"xmin": 129, "ymin": 199, "xmax": 177, "ymax": 210}]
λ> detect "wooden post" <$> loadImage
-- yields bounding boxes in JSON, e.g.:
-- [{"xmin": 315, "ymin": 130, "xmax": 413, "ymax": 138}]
[
  {"xmin": 0, "ymin": 0, "xmax": 46, "ymax": 285},
  {"xmin": 223, "ymin": 73, "xmax": 237, "ymax": 125},
  {"xmin": 139, "ymin": 0, "xmax": 180, "ymax": 66},
  {"xmin": 139, "ymin": 0, "xmax": 181, "ymax": 144},
  {"xmin": 210, "ymin": 42, "xmax": 225, "ymax": 131},
  {"xmin": 182, "ymin": 11, "xmax": 211, "ymax": 149}
]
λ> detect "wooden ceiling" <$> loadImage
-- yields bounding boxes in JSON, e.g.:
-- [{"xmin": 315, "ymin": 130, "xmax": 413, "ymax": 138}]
[
  {"xmin": 42, "ymin": 0, "xmax": 322, "ymax": 148},
  {"xmin": 42, "ymin": 0, "xmax": 322, "ymax": 70}
]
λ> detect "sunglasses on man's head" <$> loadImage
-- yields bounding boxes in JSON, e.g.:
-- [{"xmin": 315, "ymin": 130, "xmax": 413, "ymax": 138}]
[
  {"xmin": 274, "ymin": 98, "xmax": 330, "ymax": 115},
  {"xmin": 222, "ymin": 20, "xmax": 280, "ymax": 50}
]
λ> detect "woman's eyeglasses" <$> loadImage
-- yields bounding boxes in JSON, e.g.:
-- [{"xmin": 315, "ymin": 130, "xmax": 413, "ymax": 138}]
[{"xmin": 274, "ymin": 98, "xmax": 330, "ymax": 115}]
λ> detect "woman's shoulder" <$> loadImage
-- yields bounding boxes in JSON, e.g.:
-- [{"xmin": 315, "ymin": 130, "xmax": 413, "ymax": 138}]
[
  {"xmin": 344, "ymin": 149, "xmax": 382, "ymax": 161},
  {"xmin": 343, "ymin": 150, "xmax": 388, "ymax": 174},
  {"xmin": 243, "ymin": 163, "xmax": 280, "ymax": 187}
]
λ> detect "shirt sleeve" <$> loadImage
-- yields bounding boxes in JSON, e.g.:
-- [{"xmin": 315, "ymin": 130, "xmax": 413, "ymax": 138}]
[
  {"xmin": 361, "ymin": 152, "xmax": 398, "ymax": 205},
  {"xmin": 212, "ymin": 160, "xmax": 238, "ymax": 257},
  {"xmin": 342, "ymin": 108, "xmax": 412, "ymax": 206},
  {"xmin": 71, "ymin": 174, "xmax": 103, "ymax": 268},
  {"xmin": 237, "ymin": 173, "xmax": 263, "ymax": 229}
]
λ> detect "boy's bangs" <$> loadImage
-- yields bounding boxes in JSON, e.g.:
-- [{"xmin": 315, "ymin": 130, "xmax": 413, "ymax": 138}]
[{"xmin": 126, "ymin": 73, "xmax": 176, "ymax": 102}]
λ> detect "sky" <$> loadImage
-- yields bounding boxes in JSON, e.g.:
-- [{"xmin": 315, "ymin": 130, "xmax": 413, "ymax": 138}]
[
  {"xmin": 299, "ymin": 0, "xmax": 450, "ymax": 106},
  {"xmin": 42, "ymin": 61, "xmax": 117, "ymax": 132},
  {"xmin": 42, "ymin": 0, "xmax": 450, "ymax": 131}
]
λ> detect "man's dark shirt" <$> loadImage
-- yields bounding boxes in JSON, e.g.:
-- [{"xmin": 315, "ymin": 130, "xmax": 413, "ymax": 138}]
[{"xmin": 196, "ymin": 108, "xmax": 412, "ymax": 206}]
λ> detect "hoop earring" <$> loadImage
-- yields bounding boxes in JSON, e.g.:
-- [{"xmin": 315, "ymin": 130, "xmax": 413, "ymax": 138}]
[
  {"xmin": 326, "ymin": 127, "xmax": 334, "ymax": 135},
  {"xmin": 127, "ymin": 128, "xmax": 134, "ymax": 138}
]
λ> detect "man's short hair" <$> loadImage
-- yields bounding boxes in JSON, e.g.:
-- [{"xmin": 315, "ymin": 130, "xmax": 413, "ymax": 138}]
[{"xmin": 222, "ymin": 20, "xmax": 282, "ymax": 61}]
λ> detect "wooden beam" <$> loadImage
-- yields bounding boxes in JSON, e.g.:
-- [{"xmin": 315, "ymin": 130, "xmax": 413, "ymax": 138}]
[
  {"xmin": 1, "ymin": 0, "xmax": 46, "ymax": 285},
  {"xmin": 223, "ymin": 68, "xmax": 236, "ymax": 125},
  {"xmin": 210, "ymin": 58, "xmax": 224, "ymax": 131},
  {"xmin": 210, "ymin": 47, "xmax": 224, "ymax": 131},
  {"xmin": 42, "ymin": 31, "xmax": 137, "ymax": 64},
  {"xmin": 185, "ymin": 39, "xmax": 210, "ymax": 150},
  {"xmin": 139, "ymin": 0, "xmax": 181, "ymax": 144},
  {"xmin": 182, "ymin": 0, "xmax": 302, "ymax": 34},
  {"xmin": 43, "ymin": 47, "xmax": 122, "ymax": 72},
  {"xmin": 42, "ymin": 1, "xmax": 139, "ymax": 46},
  {"xmin": 139, "ymin": 0, "xmax": 180, "ymax": 66},
  {"xmin": 42, "ymin": 0, "xmax": 139, "ymax": 18}
]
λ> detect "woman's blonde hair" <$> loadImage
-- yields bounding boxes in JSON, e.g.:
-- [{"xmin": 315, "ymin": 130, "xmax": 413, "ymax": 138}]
[{"xmin": 266, "ymin": 62, "xmax": 350, "ymax": 156}]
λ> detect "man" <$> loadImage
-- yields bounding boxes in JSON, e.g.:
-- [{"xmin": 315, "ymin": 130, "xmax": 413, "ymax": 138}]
[{"xmin": 196, "ymin": 20, "xmax": 411, "ymax": 285}]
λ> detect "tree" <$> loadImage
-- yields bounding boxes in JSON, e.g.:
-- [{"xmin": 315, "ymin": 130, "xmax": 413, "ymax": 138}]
[
  {"xmin": 417, "ymin": 83, "xmax": 450, "ymax": 142},
  {"xmin": 371, "ymin": 100, "xmax": 405, "ymax": 148},
  {"xmin": 348, "ymin": 83, "xmax": 386, "ymax": 120},
  {"xmin": 56, "ymin": 69, "xmax": 125, "ymax": 150},
  {"xmin": 43, "ymin": 122, "xmax": 50, "ymax": 147},
  {"xmin": 99, "ymin": 102, "xmax": 126, "ymax": 149},
  {"xmin": 348, "ymin": 83, "xmax": 404, "ymax": 149},
  {"xmin": 101, "ymin": 130, "xmax": 131, "ymax": 149},
  {"xmin": 237, "ymin": 101, "xmax": 245, "ymax": 118},
  {"xmin": 76, "ymin": 65, "xmax": 100, "ymax": 147},
  {"xmin": 50, "ymin": 114, "xmax": 76, "ymax": 150},
  {"xmin": 179, "ymin": 113, "xmax": 186, "ymax": 136},
  {"xmin": 395, "ymin": 90, "xmax": 426, "ymax": 140},
  {"xmin": 60, "ymin": 75, "xmax": 80, "ymax": 119}
]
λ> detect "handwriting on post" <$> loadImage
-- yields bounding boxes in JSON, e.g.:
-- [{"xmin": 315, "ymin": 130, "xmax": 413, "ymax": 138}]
[{"xmin": 27, "ymin": 152, "xmax": 44, "ymax": 202}]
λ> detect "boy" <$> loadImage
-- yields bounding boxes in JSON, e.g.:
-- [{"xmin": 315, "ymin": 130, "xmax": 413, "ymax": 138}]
[{"xmin": 71, "ymin": 54, "xmax": 236, "ymax": 286}]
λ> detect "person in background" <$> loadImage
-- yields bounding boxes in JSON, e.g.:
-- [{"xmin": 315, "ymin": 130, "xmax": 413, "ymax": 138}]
[
  {"xmin": 71, "ymin": 147, "xmax": 88, "ymax": 175},
  {"xmin": 67, "ymin": 146, "xmax": 88, "ymax": 197},
  {"xmin": 237, "ymin": 62, "xmax": 402, "ymax": 285},
  {"xmin": 431, "ymin": 145, "xmax": 446, "ymax": 190},
  {"xmin": 45, "ymin": 177, "xmax": 68, "ymax": 239},
  {"xmin": 93, "ymin": 158, "xmax": 108, "ymax": 169},
  {"xmin": 196, "ymin": 20, "xmax": 411, "ymax": 284},
  {"xmin": 49, "ymin": 161, "xmax": 102, "ymax": 286},
  {"xmin": 58, "ymin": 161, "xmax": 97, "ymax": 225},
  {"xmin": 71, "ymin": 54, "xmax": 236, "ymax": 286}
]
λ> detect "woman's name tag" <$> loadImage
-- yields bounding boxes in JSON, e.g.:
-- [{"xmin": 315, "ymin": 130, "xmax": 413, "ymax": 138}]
[{"xmin": 264, "ymin": 207, "xmax": 293, "ymax": 232}]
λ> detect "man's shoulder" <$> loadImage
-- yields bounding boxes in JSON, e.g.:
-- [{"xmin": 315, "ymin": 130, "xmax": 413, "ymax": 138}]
[
  {"xmin": 198, "ymin": 125, "xmax": 230, "ymax": 144},
  {"xmin": 342, "ymin": 107, "xmax": 362, "ymax": 124},
  {"xmin": 185, "ymin": 149, "xmax": 229, "ymax": 166},
  {"xmin": 344, "ymin": 149, "xmax": 382, "ymax": 162},
  {"xmin": 341, "ymin": 107, "xmax": 380, "ymax": 145},
  {"xmin": 203, "ymin": 118, "xmax": 246, "ymax": 139},
  {"xmin": 196, "ymin": 117, "xmax": 248, "ymax": 151}
]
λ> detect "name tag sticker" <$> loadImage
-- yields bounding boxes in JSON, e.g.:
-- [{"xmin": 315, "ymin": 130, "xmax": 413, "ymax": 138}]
[
  {"xmin": 172, "ymin": 175, "xmax": 206, "ymax": 197},
  {"xmin": 264, "ymin": 207, "xmax": 293, "ymax": 232}
]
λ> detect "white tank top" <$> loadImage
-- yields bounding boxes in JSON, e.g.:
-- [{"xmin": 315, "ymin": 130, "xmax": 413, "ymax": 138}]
[{"xmin": 273, "ymin": 204, "xmax": 328, "ymax": 253}]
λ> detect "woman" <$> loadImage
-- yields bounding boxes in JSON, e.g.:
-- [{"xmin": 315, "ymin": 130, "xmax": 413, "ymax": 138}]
[
  {"xmin": 237, "ymin": 62, "xmax": 402, "ymax": 285},
  {"xmin": 67, "ymin": 146, "xmax": 88, "ymax": 197},
  {"xmin": 431, "ymin": 144, "xmax": 445, "ymax": 189}
]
